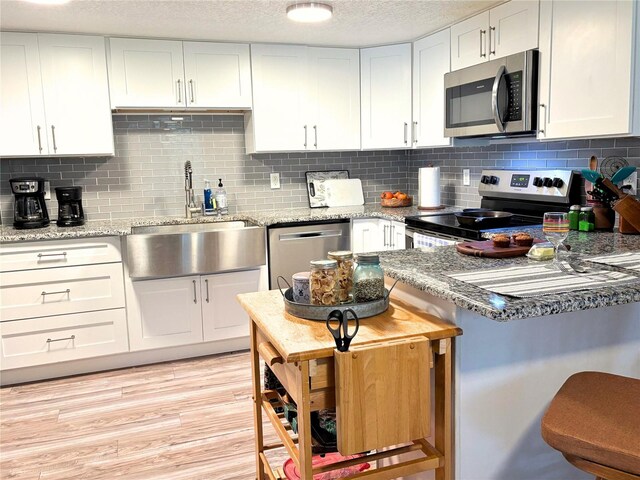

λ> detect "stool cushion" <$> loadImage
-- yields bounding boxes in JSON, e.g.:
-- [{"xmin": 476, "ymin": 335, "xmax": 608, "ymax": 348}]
[{"xmin": 541, "ymin": 371, "xmax": 640, "ymax": 475}]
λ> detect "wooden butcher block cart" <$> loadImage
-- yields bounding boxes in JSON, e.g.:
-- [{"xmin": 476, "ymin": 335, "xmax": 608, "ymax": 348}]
[{"xmin": 237, "ymin": 290, "xmax": 462, "ymax": 480}]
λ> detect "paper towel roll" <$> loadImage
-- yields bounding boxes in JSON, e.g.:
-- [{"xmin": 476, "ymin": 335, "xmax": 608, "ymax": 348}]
[{"xmin": 419, "ymin": 167, "xmax": 441, "ymax": 208}]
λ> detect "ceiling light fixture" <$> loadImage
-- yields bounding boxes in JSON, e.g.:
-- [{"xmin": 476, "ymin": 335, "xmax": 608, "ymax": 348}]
[
  {"xmin": 286, "ymin": 2, "xmax": 333, "ymax": 23},
  {"xmin": 23, "ymin": 0, "xmax": 71, "ymax": 4}
]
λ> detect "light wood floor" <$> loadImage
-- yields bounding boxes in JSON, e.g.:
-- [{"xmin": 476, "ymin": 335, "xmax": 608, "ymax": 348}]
[{"xmin": 1, "ymin": 351, "xmax": 290, "ymax": 480}]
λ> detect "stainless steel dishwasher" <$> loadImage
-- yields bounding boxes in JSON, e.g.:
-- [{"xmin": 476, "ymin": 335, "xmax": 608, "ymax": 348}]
[{"xmin": 268, "ymin": 220, "xmax": 351, "ymax": 288}]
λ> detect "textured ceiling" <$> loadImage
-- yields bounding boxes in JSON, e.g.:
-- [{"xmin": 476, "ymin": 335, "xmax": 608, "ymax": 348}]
[{"xmin": 0, "ymin": 0, "xmax": 503, "ymax": 47}]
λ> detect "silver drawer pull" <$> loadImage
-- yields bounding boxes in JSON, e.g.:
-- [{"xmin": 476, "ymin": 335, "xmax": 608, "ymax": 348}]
[
  {"xmin": 205, "ymin": 278, "xmax": 210, "ymax": 303},
  {"xmin": 38, "ymin": 252, "xmax": 67, "ymax": 258},
  {"xmin": 47, "ymin": 335, "xmax": 75, "ymax": 343},
  {"xmin": 41, "ymin": 289, "xmax": 70, "ymax": 297},
  {"xmin": 192, "ymin": 280, "xmax": 197, "ymax": 304}
]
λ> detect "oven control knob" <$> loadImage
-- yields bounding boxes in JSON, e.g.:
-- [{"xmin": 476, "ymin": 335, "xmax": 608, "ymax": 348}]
[
  {"xmin": 480, "ymin": 175, "xmax": 490, "ymax": 184},
  {"xmin": 489, "ymin": 176, "xmax": 499, "ymax": 185},
  {"xmin": 533, "ymin": 177, "xmax": 543, "ymax": 187},
  {"xmin": 543, "ymin": 177, "xmax": 553, "ymax": 188},
  {"xmin": 552, "ymin": 177, "xmax": 564, "ymax": 188}
]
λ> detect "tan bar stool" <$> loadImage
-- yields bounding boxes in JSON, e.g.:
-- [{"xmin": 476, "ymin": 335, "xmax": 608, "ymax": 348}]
[{"xmin": 541, "ymin": 371, "xmax": 640, "ymax": 480}]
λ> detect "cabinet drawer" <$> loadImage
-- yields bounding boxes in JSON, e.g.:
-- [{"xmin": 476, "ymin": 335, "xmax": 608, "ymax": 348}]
[
  {"xmin": 0, "ymin": 309, "xmax": 128, "ymax": 370},
  {"xmin": 0, "ymin": 263, "xmax": 125, "ymax": 322},
  {"xmin": 0, "ymin": 237, "xmax": 122, "ymax": 272}
]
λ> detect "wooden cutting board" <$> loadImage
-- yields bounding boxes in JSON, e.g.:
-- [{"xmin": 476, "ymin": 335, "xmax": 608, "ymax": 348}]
[{"xmin": 456, "ymin": 239, "xmax": 543, "ymax": 258}]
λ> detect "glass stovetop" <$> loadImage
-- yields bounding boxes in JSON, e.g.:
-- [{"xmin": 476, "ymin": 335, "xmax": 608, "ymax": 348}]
[{"xmin": 405, "ymin": 212, "xmax": 543, "ymax": 241}]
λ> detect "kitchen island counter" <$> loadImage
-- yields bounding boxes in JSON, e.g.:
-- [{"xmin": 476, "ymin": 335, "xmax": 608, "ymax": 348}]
[
  {"xmin": 0, "ymin": 204, "xmax": 458, "ymax": 242},
  {"xmin": 379, "ymin": 229, "xmax": 640, "ymax": 321}
]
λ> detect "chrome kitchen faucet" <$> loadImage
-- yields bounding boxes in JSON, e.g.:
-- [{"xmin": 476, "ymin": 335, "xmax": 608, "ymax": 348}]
[{"xmin": 184, "ymin": 161, "xmax": 200, "ymax": 219}]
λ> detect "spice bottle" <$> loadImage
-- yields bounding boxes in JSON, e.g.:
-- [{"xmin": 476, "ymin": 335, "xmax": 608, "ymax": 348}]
[
  {"xmin": 568, "ymin": 205, "xmax": 581, "ymax": 230},
  {"xmin": 579, "ymin": 206, "xmax": 595, "ymax": 232},
  {"xmin": 328, "ymin": 251, "xmax": 354, "ymax": 304},
  {"xmin": 309, "ymin": 260, "xmax": 339, "ymax": 306},
  {"xmin": 353, "ymin": 254, "xmax": 385, "ymax": 303}
]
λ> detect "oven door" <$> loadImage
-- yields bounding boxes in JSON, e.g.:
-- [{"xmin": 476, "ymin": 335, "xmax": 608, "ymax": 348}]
[
  {"xmin": 444, "ymin": 50, "xmax": 537, "ymax": 138},
  {"xmin": 405, "ymin": 227, "xmax": 468, "ymax": 249}
]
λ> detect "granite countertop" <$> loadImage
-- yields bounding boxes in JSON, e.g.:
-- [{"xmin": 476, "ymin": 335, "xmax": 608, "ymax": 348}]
[
  {"xmin": 379, "ymin": 229, "xmax": 640, "ymax": 321},
  {"xmin": 0, "ymin": 204, "xmax": 459, "ymax": 242}
]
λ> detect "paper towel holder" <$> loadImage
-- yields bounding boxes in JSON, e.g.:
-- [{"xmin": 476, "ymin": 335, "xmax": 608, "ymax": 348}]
[{"xmin": 418, "ymin": 165, "xmax": 446, "ymax": 210}]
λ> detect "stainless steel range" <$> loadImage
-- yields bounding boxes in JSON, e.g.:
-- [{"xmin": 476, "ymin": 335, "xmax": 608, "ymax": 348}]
[{"xmin": 405, "ymin": 169, "xmax": 582, "ymax": 247}]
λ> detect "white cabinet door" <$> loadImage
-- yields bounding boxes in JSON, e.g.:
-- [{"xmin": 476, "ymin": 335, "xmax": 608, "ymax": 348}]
[
  {"xmin": 38, "ymin": 34, "xmax": 113, "ymax": 156},
  {"xmin": 413, "ymin": 29, "xmax": 451, "ymax": 148},
  {"xmin": 489, "ymin": 0, "xmax": 539, "ymax": 60},
  {"xmin": 127, "ymin": 276, "xmax": 203, "ymax": 351},
  {"xmin": 0, "ymin": 33, "xmax": 47, "ymax": 157},
  {"xmin": 201, "ymin": 270, "xmax": 260, "ymax": 342},
  {"xmin": 249, "ymin": 44, "xmax": 308, "ymax": 152},
  {"xmin": 451, "ymin": 11, "xmax": 489, "ymax": 70},
  {"xmin": 307, "ymin": 47, "xmax": 360, "ymax": 151},
  {"xmin": 538, "ymin": 0, "xmax": 637, "ymax": 139},
  {"xmin": 352, "ymin": 219, "xmax": 384, "ymax": 254},
  {"xmin": 183, "ymin": 42, "xmax": 252, "ymax": 109},
  {"xmin": 361, "ymin": 44, "xmax": 412, "ymax": 149},
  {"xmin": 109, "ymin": 38, "xmax": 185, "ymax": 108},
  {"xmin": 389, "ymin": 221, "xmax": 406, "ymax": 250}
]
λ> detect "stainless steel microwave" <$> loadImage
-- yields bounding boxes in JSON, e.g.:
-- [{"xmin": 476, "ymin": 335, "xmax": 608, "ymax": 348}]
[{"xmin": 444, "ymin": 50, "xmax": 539, "ymax": 138}]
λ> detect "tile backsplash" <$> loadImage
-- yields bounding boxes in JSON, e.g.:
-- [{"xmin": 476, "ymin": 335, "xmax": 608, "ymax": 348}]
[
  {"xmin": 0, "ymin": 115, "xmax": 409, "ymax": 223},
  {"xmin": 1, "ymin": 114, "xmax": 638, "ymax": 224}
]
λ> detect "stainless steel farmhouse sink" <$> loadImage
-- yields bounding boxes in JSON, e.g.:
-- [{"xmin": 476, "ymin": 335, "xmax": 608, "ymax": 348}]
[{"xmin": 125, "ymin": 221, "xmax": 266, "ymax": 279}]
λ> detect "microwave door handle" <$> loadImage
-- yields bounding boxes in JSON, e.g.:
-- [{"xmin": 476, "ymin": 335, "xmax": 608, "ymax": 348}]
[{"xmin": 491, "ymin": 65, "xmax": 506, "ymax": 133}]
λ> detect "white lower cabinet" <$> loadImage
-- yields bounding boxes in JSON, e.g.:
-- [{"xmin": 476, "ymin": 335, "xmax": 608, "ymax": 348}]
[
  {"xmin": 126, "ymin": 269, "xmax": 262, "ymax": 351},
  {"xmin": 201, "ymin": 270, "xmax": 260, "ymax": 342},
  {"xmin": 126, "ymin": 276, "xmax": 203, "ymax": 351},
  {"xmin": 352, "ymin": 219, "xmax": 406, "ymax": 253},
  {"xmin": 0, "ymin": 309, "xmax": 128, "ymax": 370}
]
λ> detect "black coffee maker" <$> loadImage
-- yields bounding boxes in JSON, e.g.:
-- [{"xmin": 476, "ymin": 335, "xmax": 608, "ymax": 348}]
[
  {"xmin": 10, "ymin": 177, "xmax": 50, "ymax": 229},
  {"xmin": 55, "ymin": 186, "xmax": 85, "ymax": 227}
]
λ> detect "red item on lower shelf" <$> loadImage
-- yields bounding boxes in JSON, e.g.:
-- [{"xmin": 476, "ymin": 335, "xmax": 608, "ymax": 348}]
[{"xmin": 282, "ymin": 453, "xmax": 370, "ymax": 480}]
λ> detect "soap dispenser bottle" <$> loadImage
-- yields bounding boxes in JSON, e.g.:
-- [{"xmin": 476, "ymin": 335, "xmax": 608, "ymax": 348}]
[
  {"xmin": 203, "ymin": 179, "xmax": 215, "ymax": 215},
  {"xmin": 215, "ymin": 178, "xmax": 228, "ymax": 215}
]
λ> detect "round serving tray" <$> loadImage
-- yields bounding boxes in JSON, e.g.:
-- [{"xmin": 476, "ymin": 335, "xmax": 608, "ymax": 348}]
[{"xmin": 277, "ymin": 277, "xmax": 397, "ymax": 321}]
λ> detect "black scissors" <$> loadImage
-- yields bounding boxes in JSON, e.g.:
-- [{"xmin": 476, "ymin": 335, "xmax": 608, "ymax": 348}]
[{"xmin": 326, "ymin": 308, "xmax": 359, "ymax": 352}]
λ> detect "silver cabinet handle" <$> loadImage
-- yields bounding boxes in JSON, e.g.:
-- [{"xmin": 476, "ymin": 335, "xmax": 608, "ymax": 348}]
[
  {"xmin": 303, "ymin": 125, "xmax": 308, "ymax": 148},
  {"xmin": 38, "ymin": 252, "xmax": 67, "ymax": 259},
  {"xmin": 403, "ymin": 122, "xmax": 408, "ymax": 145},
  {"xmin": 36, "ymin": 125, "xmax": 43, "ymax": 153},
  {"xmin": 390, "ymin": 225, "xmax": 395, "ymax": 248},
  {"xmin": 192, "ymin": 279, "xmax": 197, "ymax": 304},
  {"xmin": 51, "ymin": 125, "xmax": 57, "ymax": 153},
  {"xmin": 205, "ymin": 278, "xmax": 210, "ymax": 303},
  {"xmin": 383, "ymin": 224, "xmax": 389, "ymax": 247},
  {"xmin": 41, "ymin": 289, "xmax": 70, "ymax": 297},
  {"xmin": 177, "ymin": 79, "xmax": 182, "ymax": 103},
  {"xmin": 489, "ymin": 26, "xmax": 496, "ymax": 55},
  {"xmin": 413, "ymin": 121, "xmax": 418, "ymax": 145},
  {"xmin": 313, "ymin": 125, "xmax": 318, "ymax": 148},
  {"xmin": 189, "ymin": 79, "xmax": 195, "ymax": 103},
  {"xmin": 47, "ymin": 335, "xmax": 75, "ymax": 343},
  {"xmin": 480, "ymin": 30, "xmax": 487, "ymax": 58},
  {"xmin": 539, "ymin": 104, "xmax": 547, "ymax": 135}
]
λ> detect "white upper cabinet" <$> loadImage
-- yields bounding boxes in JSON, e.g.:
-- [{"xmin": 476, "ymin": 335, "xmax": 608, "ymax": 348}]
[
  {"xmin": 360, "ymin": 43, "xmax": 412, "ymax": 150},
  {"xmin": 538, "ymin": 0, "xmax": 638, "ymax": 139},
  {"xmin": 0, "ymin": 33, "xmax": 47, "ymax": 157},
  {"xmin": 109, "ymin": 38, "xmax": 185, "ymax": 108},
  {"xmin": 247, "ymin": 44, "xmax": 360, "ymax": 153},
  {"xmin": 451, "ymin": 1, "xmax": 539, "ymax": 71},
  {"xmin": 182, "ymin": 41, "xmax": 251, "ymax": 108},
  {"xmin": 451, "ymin": 11, "xmax": 490, "ymax": 71},
  {"xmin": 38, "ymin": 34, "xmax": 113, "ymax": 156},
  {"xmin": 413, "ymin": 29, "xmax": 451, "ymax": 148},
  {"xmin": 109, "ymin": 38, "xmax": 252, "ymax": 110},
  {"xmin": 306, "ymin": 47, "xmax": 360, "ymax": 151},
  {"xmin": 248, "ymin": 44, "xmax": 308, "ymax": 152},
  {"xmin": 0, "ymin": 33, "xmax": 113, "ymax": 157}
]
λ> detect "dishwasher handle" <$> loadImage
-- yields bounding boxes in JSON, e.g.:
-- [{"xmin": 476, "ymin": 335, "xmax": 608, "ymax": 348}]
[{"xmin": 279, "ymin": 230, "xmax": 343, "ymax": 241}]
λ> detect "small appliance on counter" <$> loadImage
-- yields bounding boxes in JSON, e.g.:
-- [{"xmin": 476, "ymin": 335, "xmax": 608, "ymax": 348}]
[
  {"xmin": 55, "ymin": 186, "xmax": 85, "ymax": 227},
  {"xmin": 10, "ymin": 177, "xmax": 50, "ymax": 229}
]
